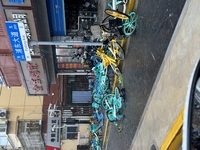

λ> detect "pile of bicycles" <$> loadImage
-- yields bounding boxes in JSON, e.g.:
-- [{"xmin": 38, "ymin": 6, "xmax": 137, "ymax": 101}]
[
  {"xmin": 73, "ymin": 35, "xmax": 126, "ymax": 149},
  {"xmin": 73, "ymin": 0, "xmax": 137, "ymax": 149},
  {"xmin": 88, "ymin": 110, "xmax": 104, "ymax": 150}
]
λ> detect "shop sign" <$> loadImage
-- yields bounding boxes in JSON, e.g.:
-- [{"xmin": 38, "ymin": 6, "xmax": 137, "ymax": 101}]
[
  {"xmin": 19, "ymin": 58, "xmax": 49, "ymax": 95},
  {"xmin": 12, "ymin": 13, "xmax": 34, "ymax": 55},
  {"xmin": 8, "ymin": 0, "xmax": 24, "ymax": 4},
  {"xmin": 46, "ymin": 117, "xmax": 61, "ymax": 150},
  {"xmin": 5, "ymin": 21, "xmax": 31, "ymax": 61},
  {"xmin": 46, "ymin": 104, "xmax": 61, "ymax": 149},
  {"xmin": 26, "ymin": 62, "xmax": 43, "ymax": 93}
]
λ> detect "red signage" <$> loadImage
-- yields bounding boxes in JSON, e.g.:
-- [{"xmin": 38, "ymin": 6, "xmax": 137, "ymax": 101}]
[{"xmin": 46, "ymin": 146, "xmax": 60, "ymax": 150}]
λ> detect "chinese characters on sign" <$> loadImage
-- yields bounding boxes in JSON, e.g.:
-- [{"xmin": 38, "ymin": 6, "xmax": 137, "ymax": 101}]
[
  {"xmin": 12, "ymin": 14, "xmax": 35, "ymax": 55},
  {"xmin": 12, "ymin": 14, "xmax": 31, "ymax": 39},
  {"xmin": 5, "ymin": 22, "xmax": 31, "ymax": 61},
  {"xmin": 26, "ymin": 62, "xmax": 43, "ymax": 93}
]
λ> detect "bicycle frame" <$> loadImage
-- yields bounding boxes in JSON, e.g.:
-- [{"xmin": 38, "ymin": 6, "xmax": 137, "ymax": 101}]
[
  {"xmin": 91, "ymin": 62, "xmax": 110, "ymax": 109},
  {"xmin": 92, "ymin": 62, "xmax": 109, "ymax": 94},
  {"xmin": 90, "ymin": 132, "xmax": 102, "ymax": 150},
  {"xmin": 109, "ymin": 0, "xmax": 127, "ymax": 13},
  {"xmin": 108, "ymin": 39, "xmax": 121, "ymax": 60},
  {"xmin": 92, "ymin": 110, "xmax": 104, "ymax": 123},
  {"xmin": 92, "ymin": 62, "xmax": 108, "ymax": 77},
  {"xmin": 90, "ymin": 121, "xmax": 103, "ymax": 134},
  {"xmin": 96, "ymin": 47, "xmax": 119, "ymax": 68},
  {"xmin": 96, "ymin": 47, "xmax": 122, "ymax": 76}
]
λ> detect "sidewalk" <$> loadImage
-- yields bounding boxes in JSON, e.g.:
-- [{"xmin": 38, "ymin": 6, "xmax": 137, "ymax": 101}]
[{"xmin": 130, "ymin": 0, "xmax": 200, "ymax": 149}]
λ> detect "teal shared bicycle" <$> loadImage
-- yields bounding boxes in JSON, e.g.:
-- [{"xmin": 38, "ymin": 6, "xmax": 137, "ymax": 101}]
[
  {"xmin": 91, "ymin": 62, "xmax": 110, "ymax": 109},
  {"xmin": 90, "ymin": 132, "xmax": 102, "ymax": 150},
  {"xmin": 101, "ymin": 0, "xmax": 137, "ymax": 36},
  {"xmin": 102, "ymin": 87, "xmax": 125, "ymax": 126}
]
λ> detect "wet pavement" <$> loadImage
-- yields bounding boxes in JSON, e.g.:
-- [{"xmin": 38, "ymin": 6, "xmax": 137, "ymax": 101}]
[{"xmin": 100, "ymin": 0, "xmax": 186, "ymax": 150}]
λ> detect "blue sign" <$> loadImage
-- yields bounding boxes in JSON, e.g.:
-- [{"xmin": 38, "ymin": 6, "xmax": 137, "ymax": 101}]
[
  {"xmin": 0, "ymin": 77, "xmax": 3, "ymax": 85},
  {"xmin": 46, "ymin": 0, "xmax": 66, "ymax": 35},
  {"xmin": 5, "ymin": 22, "xmax": 31, "ymax": 61},
  {"xmin": 8, "ymin": 0, "xmax": 24, "ymax": 4}
]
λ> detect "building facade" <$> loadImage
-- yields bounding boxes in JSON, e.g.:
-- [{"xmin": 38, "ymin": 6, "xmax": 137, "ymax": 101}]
[
  {"xmin": 0, "ymin": 0, "xmax": 97, "ymax": 149},
  {"xmin": 0, "ymin": 86, "xmax": 44, "ymax": 149}
]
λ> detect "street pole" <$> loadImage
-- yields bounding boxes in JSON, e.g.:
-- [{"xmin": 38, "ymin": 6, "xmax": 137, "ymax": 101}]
[{"xmin": 29, "ymin": 41, "xmax": 103, "ymax": 46}]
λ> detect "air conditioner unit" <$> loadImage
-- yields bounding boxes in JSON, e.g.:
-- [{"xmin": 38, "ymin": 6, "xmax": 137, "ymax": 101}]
[{"xmin": 0, "ymin": 109, "xmax": 6, "ymax": 119}]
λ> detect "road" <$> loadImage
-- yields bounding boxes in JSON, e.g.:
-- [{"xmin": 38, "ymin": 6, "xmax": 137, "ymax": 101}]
[{"xmin": 105, "ymin": 0, "xmax": 186, "ymax": 149}]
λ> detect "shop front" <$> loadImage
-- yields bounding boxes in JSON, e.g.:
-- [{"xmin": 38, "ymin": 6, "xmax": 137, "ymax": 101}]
[
  {"xmin": 46, "ymin": 104, "xmax": 91, "ymax": 150},
  {"xmin": 2, "ymin": 0, "xmax": 57, "ymax": 95},
  {"xmin": 46, "ymin": 0, "xmax": 97, "ymax": 35}
]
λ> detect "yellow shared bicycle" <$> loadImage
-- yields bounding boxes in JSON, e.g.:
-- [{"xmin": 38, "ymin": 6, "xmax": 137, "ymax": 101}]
[{"xmin": 95, "ymin": 42, "xmax": 124, "ymax": 76}]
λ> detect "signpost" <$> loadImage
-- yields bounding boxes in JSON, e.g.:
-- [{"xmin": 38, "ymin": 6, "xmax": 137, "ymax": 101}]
[{"xmin": 5, "ymin": 21, "xmax": 31, "ymax": 61}]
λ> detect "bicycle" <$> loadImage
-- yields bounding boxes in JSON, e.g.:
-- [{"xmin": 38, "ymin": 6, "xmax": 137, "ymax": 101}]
[
  {"xmin": 91, "ymin": 62, "xmax": 110, "ymax": 109},
  {"xmin": 89, "ymin": 120, "xmax": 104, "ymax": 134},
  {"xmin": 95, "ymin": 46, "xmax": 122, "ymax": 76},
  {"xmin": 101, "ymin": 87, "xmax": 125, "ymax": 126},
  {"xmin": 101, "ymin": 0, "xmax": 137, "ymax": 36},
  {"xmin": 90, "ymin": 109, "xmax": 104, "ymax": 124},
  {"xmin": 106, "ymin": 37, "xmax": 125, "ymax": 60},
  {"xmin": 108, "ymin": 0, "xmax": 128, "ymax": 13},
  {"xmin": 90, "ymin": 132, "xmax": 102, "ymax": 150},
  {"xmin": 101, "ymin": 11, "xmax": 136, "ymax": 36},
  {"xmin": 92, "ymin": 62, "xmax": 110, "ymax": 93}
]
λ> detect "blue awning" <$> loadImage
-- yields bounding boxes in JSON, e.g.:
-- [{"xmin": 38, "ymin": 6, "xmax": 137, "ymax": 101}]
[{"xmin": 46, "ymin": 0, "xmax": 66, "ymax": 36}]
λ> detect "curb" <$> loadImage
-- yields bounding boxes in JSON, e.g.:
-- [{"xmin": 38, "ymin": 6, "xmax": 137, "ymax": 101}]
[{"xmin": 101, "ymin": 0, "xmax": 136, "ymax": 148}]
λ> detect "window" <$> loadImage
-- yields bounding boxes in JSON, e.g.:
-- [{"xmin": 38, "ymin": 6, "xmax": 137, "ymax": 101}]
[
  {"xmin": 18, "ymin": 121, "xmax": 45, "ymax": 150},
  {"xmin": 67, "ymin": 127, "xmax": 78, "ymax": 139},
  {"xmin": 19, "ymin": 121, "xmax": 40, "ymax": 134},
  {"xmin": 61, "ymin": 126, "xmax": 79, "ymax": 140},
  {"xmin": 0, "ymin": 123, "xmax": 7, "ymax": 133}
]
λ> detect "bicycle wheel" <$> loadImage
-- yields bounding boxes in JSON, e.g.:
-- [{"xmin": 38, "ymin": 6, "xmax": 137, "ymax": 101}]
[
  {"xmin": 102, "ymin": 94, "xmax": 114, "ymax": 110},
  {"xmin": 109, "ymin": 41, "xmax": 125, "ymax": 60},
  {"xmin": 105, "ymin": 9, "xmax": 129, "ymax": 20},
  {"xmin": 110, "ymin": 64, "xmax": 122, "ymax": 76},
  {"xmin": 123, "ymin": 12, "xmax": 137, "ymax": 36},
  {"xmin": 101, "ymin": 15, "xmax": 119, "ymax": 33}
]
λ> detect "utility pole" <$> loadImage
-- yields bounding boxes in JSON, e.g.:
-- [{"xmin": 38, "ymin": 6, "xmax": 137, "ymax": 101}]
[{"xmin": 29, "ymin": 41, "xmax": 103, "ymax": 47}]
